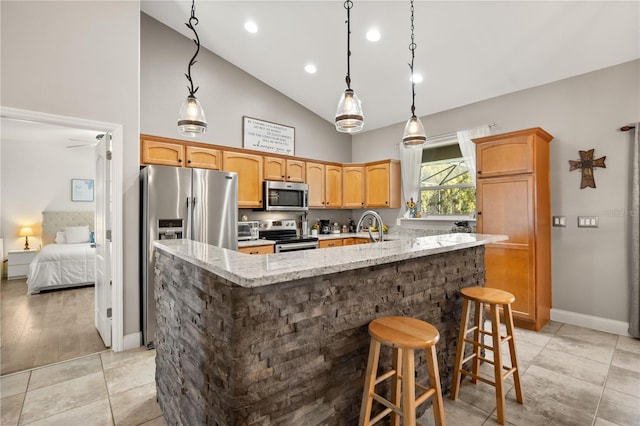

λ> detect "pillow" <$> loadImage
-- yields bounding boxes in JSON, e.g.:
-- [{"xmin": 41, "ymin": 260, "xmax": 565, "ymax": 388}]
[
  {"xmin": 55, "ymin": 231, "xmax": 66, "ymax": 244},
  {"xmin": 89, "ymin": 231, "xmax": 95, "ymax": 244},
  {"xmin": 65, "ymin": 225, "xmax": 90, "ymax": 244}
]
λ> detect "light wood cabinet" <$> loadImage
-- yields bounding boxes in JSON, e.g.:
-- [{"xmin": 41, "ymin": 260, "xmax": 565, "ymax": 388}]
[
  {"xmin": 141, "ymin": 139, "xmax": 184, "ymax": 167},
  {"xmin": 355, "ymin": 238, "xmax": 371, "ymax": 244},
  {"xmin": 223, "ymin": 151, "xmax": 264, "ymax": 208},
  {"xmin": 343, "ymin": 165, "xmax": 365, "ymax": 209},
  {"xmin": 365, "ymin": 160, "xmax": 401, "ymax": 208},
  {"xmin": 474, "ymin": 127, "xmax": 552, "ymax": 331},
  {"xmin": 185, "ymin": 146, "xmax": 221, "ymax": 170},
  {"xmin": 264, "ymin": 157, "xmax": 305, "ymax": 182},
  {"xmin": 306, "ymin": 162, "xmax": 325, "ymax": 208},
  {"xmin": 238, "ymin": 245, "xmax": 274, "ymax": 255},
  {"xmin": 325, "ymin": 165, "xmax": 343, "ymax": 208},
  {"xmin": 319, "ymin": 239, "xmax": 343, "ymax": 249}
]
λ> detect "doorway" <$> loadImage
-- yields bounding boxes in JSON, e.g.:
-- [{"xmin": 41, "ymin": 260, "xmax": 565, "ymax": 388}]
[{"xmin": 0, "ymin": 107, "xmax": 124, "ymax": 374}]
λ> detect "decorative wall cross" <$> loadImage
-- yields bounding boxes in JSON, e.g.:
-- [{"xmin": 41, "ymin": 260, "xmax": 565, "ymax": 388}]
[{"xmin": 569, "ymin": 149, "xmax": 606, "ymax": 189}]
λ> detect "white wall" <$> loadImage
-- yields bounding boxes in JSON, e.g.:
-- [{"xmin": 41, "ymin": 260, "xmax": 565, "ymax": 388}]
[
  {"xmin": 141, "ymin": 13, "xmax": 352, "ymax": 163},
  {"xmin": 1, "ymin": 138, "xmax": 95, "ymax": 253},
  {"xmin": 1, "ymin": 1, "xmax": 140, "ymax": 336},
  {"xmin": 353, "ymin": 60, "xmax": 640, "ymax": 324}
]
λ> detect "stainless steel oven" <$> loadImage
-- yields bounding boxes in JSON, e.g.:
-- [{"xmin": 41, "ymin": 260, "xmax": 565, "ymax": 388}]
[{"xmin": 259, "ymin": 219, "xmax": 318, "ymax": 252}]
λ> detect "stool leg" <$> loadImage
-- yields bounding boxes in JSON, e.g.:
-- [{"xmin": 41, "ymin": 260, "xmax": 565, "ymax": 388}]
[
  {"xmin": 390, "ymin": 348, "xmax": 402, "ymax": 426},
  {"xmin": 401, "ymin": 348, "xmax": 416, "ymax": 425},
  {"xmin": 450, "ymin": 298, "xmax": 471, "ymax": 400},
  {"xmin": 490, "ymin": 303, "xmax": 506, "ymax": 425},
  {"xmin": 359, "ymin": 339, "xmax": 381, "ymax": 426},
  {"xmin": 504, "ymin": 303, "xmax": 523, "ymax": 404},
  {"xmin": 471, "ymin": 300, "xmax": 482, "ymax": 383},
  {"xmin": 426, "ymin": 345, "xmax": 446, "ymax": 426}
]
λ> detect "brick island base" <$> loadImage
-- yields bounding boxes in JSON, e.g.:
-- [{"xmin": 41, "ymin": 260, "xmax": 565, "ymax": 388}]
[{"xmin": 154, "ymin": 246, "xmax": 485, "ymax": 425}]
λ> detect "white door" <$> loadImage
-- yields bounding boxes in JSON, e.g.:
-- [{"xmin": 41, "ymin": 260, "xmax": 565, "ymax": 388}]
[{"xmin": 95, "ymin": 132, "xmax": 112, "ymax": 347}]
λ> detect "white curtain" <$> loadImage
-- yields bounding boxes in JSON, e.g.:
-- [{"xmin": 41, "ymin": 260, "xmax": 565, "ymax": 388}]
[
  {"xmin": 398, "ymin": 142, "xmax": 423, "ymax": 218},
  {"xmin": 629, "ymin": 123, "xmax": 640, "ymax": 338},
  {"xmin": 457, "ymin": 125, "xmax": 491, "ymax": 186}
]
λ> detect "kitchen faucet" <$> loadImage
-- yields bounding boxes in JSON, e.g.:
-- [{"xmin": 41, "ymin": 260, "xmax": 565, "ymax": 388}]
[{"xmin": 356, "ymin": 210, "xmax": 384, "ymax": 243}]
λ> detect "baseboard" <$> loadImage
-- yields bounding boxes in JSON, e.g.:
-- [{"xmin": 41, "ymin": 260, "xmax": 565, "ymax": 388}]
[
  {"xmin": 551, "ymin": 308, "xmax": 631, "ymax": 336},
  {"xmin": 123, "ymin": 332, "xmax": 142, "ymax": 351}
]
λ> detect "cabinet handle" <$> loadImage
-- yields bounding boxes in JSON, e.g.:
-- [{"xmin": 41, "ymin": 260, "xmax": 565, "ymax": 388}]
[
  {"xmin": 250, "ymin": 251, "xmax": 259, "ymax": 255},
  {"xmin": 281, "ymin": 175, "xmax": 285, "ymax": 178},
  {"xmin": 385, "ymin": 201, "xmax": 388, "ymax": 204},
  {"xmin": 287, "ymin": 176, "xmax": 290, "ymax": 179},
  {"xmin": 477, "ymin": 170, "xmax": 482, "ymax": 175},
  {"xmin": 178, "ymin": 159, "xmax": 182, "ymax": 163},
  {"xmin": 477, "ymin": 211, "xmax": 482, "ymax": 215},
  {"xmin": 187, "ymin": 160, "xmax": 192, "ymax": 164}
]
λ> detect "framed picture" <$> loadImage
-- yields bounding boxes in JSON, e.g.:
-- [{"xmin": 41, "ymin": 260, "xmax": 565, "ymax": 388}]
[
  {"xmin": 243, "ymin": 116, "xmax": 295, "ymax": 156},
  {"xmin": 71, "ymin": 179, "xmax": 94, "ymax": 202}
]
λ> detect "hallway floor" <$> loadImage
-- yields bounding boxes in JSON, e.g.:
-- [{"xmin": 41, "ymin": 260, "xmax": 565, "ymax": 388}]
[{"xmin": 1, "ymin": 321, "xmax": 638, "ymax": 425}]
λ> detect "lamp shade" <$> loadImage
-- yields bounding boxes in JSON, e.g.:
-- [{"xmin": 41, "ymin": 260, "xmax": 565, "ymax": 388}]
[
  {"xmin": 178, "ymin": 95, "xmax": 207, "ymax": 137},
  {"xmin": 19, "ymin": 227, "xmax": 34, "ymax": 237},
  {"xmin": 402, "ymin": 115, "xmax": 427, "ymax": 147},
  {"xmin": 335, "ymin": 89, "xmax": 364, "ymax": 133}
]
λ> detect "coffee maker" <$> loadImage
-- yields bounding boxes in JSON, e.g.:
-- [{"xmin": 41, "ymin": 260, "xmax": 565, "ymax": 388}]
[{"xmin": 319, "ymin": 219, "xmax": 331, "ymax": 234}]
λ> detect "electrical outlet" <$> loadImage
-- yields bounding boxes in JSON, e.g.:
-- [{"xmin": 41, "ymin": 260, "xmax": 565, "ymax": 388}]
[
  {"xmin": 552, "ymin": 216, "xmax": 566, "ymax": 227},
  {"xmin": 577, "ymin": 216, "xmax": 599, "ymax": 228}
]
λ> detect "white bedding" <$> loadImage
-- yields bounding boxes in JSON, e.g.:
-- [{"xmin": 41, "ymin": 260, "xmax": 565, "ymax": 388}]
[{"xmin": 26, "ymin": 243, "xmax": 96, "ymax": 295}]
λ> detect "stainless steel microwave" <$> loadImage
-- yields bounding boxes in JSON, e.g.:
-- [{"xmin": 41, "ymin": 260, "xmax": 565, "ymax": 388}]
[{"xmin": 263, "ymin": 181, "xmax": 309, "ymax": 212}]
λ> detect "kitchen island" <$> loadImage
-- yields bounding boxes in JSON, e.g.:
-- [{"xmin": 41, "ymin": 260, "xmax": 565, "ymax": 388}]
[{"xmin": 153, "ymin": 233, "xmax": 505, "ymax": 425}]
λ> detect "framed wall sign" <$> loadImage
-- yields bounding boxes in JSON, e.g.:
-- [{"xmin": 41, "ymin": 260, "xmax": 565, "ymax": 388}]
[
  {"xmin": 243, "ymin": 116, "xmax": 295, "ymax": 156},
  {"xmin": 71, "ymin": 179, "xmax": 94, "ymax": 202}
]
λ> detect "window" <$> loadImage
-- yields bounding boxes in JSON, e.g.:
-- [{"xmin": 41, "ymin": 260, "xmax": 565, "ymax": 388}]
[{"xmin": 419, "ymin": 141, "xmax": 475, "ymax": 216}]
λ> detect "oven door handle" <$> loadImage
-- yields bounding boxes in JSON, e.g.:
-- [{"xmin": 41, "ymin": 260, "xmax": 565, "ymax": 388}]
[{"xmin": 276, "ymin": 241, "xmax": 318, "ymax": 252}]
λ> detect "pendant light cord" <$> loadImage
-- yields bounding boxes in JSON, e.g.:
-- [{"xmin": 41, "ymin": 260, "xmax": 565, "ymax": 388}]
[
  {"xmin": 344, "ymin": 0, "xmax": 353, "ymax": 89},
  {"xmin": 185, "ymin": 0, "xmax": 201, "ymax": 97},
  {"xmin": 409, "ymin": 0, "xmax": 417, "ymax": 118}
]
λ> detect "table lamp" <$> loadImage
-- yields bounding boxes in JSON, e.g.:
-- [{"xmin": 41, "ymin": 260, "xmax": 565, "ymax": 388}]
[{"xmin": 19, "ymin": 226, "xmax": 34, "ymax": 250}]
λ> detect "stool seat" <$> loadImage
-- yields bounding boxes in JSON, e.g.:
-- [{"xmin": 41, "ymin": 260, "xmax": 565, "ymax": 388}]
[
  {"xmin": 460, "ymin": 286, "xmax": 515, "ymax": 305},
  {"xmin": 369, "ymin": 316, "xmax": 440, "ymax": 349}
]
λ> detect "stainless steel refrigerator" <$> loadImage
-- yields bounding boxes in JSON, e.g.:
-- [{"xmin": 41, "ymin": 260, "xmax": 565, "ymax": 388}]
[{"xmin": 140, "ymin": 165, "xmax": 238, "ymax": 348}]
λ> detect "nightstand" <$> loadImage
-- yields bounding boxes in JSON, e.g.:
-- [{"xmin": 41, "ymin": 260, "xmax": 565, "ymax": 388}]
[{"xmin": 7, "ymin": 249, "xmax": 38, "ymax": 279}]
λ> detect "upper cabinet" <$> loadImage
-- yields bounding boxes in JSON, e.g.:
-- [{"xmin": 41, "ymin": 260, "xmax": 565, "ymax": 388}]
[
  {"xmin": 185, "ymin": 146, "xmax": 221, "ymax": 170},
  {"xmin": 222, "ymin": 151, "xmax": 263, "ymax": 208},
  {"xmin": 325, "ymin": 165, "xmax": 343, "ymax": 208},
  {"xmin": 343, "ymin": 165, "xmax": 365, "ymax": 209},
  {"xmin": 141, "ymin": 138, "xmax": 184, "ymax": 167},
  {"xmin": 264, "ymin": 157, "xmax": 305, "ymax": 182},
  {"xmin": 476, "ymin": 132, "xmax": 537, "ymax": 178},
  {"xmin": 306, "ymin": 162, "xmax": 325, "ymax": 208},
  {"xmin": 365, "ymin": 160, "xmax": 401, "ymax": 208}
]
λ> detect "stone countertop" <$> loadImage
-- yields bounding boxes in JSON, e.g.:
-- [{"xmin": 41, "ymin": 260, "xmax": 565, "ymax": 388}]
[
  {"xmin": 237, "ymin": 239, "xmax": 276, "ymax": 248},
  {"xmin": 154, "ymin": 233, "xmax": 506, "ymax": 288}
]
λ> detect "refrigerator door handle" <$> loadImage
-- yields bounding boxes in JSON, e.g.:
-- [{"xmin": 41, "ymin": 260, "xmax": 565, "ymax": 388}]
[{"xmin": 186, "ymin": 196, "xmax": 192, "ymax": 239}]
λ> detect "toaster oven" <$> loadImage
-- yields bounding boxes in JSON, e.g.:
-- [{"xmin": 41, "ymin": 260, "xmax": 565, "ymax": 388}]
[{"xmin": 238, "ymin": 221, "xmax": 260, "ymax": 241}]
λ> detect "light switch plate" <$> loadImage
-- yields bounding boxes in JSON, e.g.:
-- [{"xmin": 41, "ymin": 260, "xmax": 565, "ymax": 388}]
[
  {"xmin": 552, "ymin": 216, "xmax": 566, "ymax": 227},
  {"xmin": 577, "ymin": 216, "xmax": 599, "ymax": 228}
]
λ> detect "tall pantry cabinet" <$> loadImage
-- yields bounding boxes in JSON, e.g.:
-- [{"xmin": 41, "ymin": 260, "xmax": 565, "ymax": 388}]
[{"xmin": 473, "ymin": 127, "xmax": 553, "ymax": 331}]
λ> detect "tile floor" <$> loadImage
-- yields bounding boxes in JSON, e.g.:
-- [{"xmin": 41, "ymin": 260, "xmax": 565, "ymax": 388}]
[{"xmin": 1, "ymin": 321, "xmax": 638, "ymax": 425}]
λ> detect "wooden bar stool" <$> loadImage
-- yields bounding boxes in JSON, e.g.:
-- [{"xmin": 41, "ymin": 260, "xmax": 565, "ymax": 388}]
[
  {"xmin": 359, "ymin": 316, "xmax": 445, "ymax": 426},
  {"xmin": 450, "ymin": 287, "xmax": 523, "ymax": 425}
]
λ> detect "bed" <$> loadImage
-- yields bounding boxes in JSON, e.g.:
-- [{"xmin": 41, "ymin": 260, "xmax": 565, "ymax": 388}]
[{"xmin": 26, "ymin": 211, "xmax": 96, "ymax": 295}]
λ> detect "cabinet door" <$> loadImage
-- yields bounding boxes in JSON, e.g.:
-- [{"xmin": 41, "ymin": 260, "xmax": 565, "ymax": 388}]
[
  {"xmin": 141, "ymin": 139, "xmax": 184, "ymax": 167},
  {"xmin": 477, "ymin": 175, "xmax": 536, "ymax": 320},
  {"xmin": 286, "ymin": 159, "xmax": 306, "ymax": 183},
  {"xmin": 325, "ymin": 165, "xmax": 343, "ymax": 208},
  {"xmin": 319, "ymin": 239, "xmax": 343, "ymax": 249},
  {"xmin": 238, "ymin": 245, "xmax": 274, "ymax": 255},
  {"xmin": 223, "ymin": 152, "xmax": 263, "ymax": 208},
  {"xmin": 306, "ymin": 162, "xmax": 325, "ymax": 208},
  {"xmin": 366, "ymin": 163, "xmax": 391, "ymax": 207},
  {"xmin": 342, "ymin": 238, "xmax": 355, "ymax": 246},
  {"xmin": 264, "ymin": 156, "xmax": 286, "ymax": 181},
  {"xmin": 343, "ymin": 166, "xmax": 365, "ymax": 209},
  {"xmin": 185, "ymin": 146, "xmax": 221, "ymax": 170},
  {"xmin": 476, "ymin": 134, "xmax": 533, "ymax": 178}
]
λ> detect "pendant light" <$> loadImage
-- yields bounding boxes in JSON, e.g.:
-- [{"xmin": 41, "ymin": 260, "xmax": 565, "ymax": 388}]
[
  {"xmin": 402, "ymin": 0, "xmax": 426, "ymax": 146},
  {"xmin": 177, "ymin": 0, "xmax": 207, "ymax": 137},
  {"xmin": 335, "ymin": 0, "xmax": 364, "ymax": 133}
]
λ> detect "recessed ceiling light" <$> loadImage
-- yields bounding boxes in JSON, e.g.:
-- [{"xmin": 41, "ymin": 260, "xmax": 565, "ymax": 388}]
[
  {"xmin": 304, "ymin": 64, "xmax": 317, "ymax": 74},
  {"xmin": 411, "ymin": 73, "xmax": 423, "ymax": 84},
  {"xmin": 244, "ymin": 20, "xmax": 258, "ymax": 34},
  {"xmin": 366, "ymin": 29, "xmax": 381, "ymax": 42}
]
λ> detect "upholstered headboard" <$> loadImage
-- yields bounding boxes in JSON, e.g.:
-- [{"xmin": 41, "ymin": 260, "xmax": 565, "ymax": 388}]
[{"xmin": 42, "ymin": 211, "xmax": 94, "ymax": 245}]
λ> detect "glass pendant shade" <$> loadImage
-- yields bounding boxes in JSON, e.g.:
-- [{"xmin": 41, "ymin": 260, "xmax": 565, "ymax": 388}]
[
  {"xmin": 402, "ymin": 115, "xmax": 426, "ymax": 146},
  {"xmin": 178, "ymin": 95, "xmax": 207, "ymax": 136},
  {"xmin": 335, "ymin": 89, "xmax": 364, "ymax": 133}
]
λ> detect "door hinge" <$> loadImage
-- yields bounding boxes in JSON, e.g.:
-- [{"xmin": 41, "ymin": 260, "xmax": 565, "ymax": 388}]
[
  {"xmin": 107, "ymin": 308, "xmax": 112, "ymax": 318},
  {"xmin": 106, "ymin": 229, "xmax": 112, "ymax": 241},
  {"xmin": 106, "ymin": 150, "xmax": 112, "ymax": 160}
]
